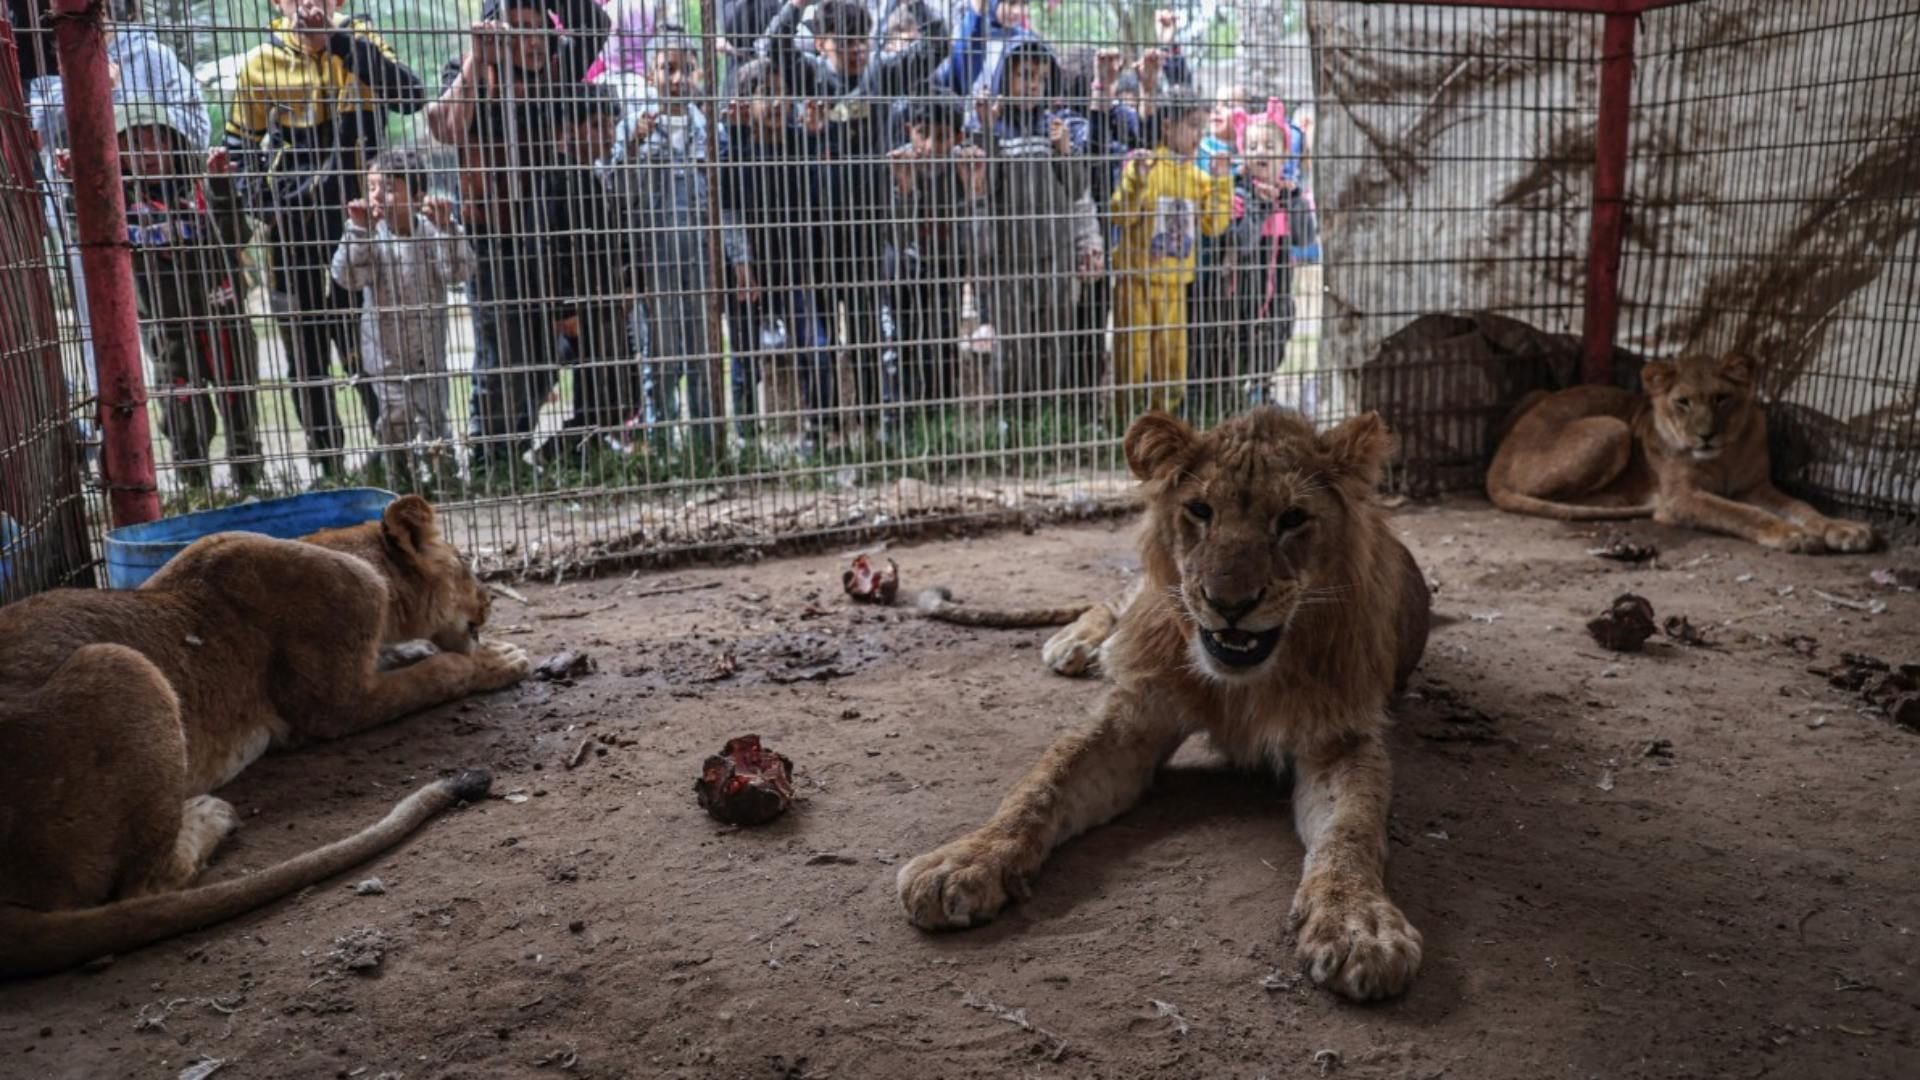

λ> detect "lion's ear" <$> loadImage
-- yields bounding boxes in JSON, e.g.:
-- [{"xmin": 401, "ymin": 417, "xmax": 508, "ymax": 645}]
[
  {"xmin": 1641, "ymin": 360, "xmax": 1676, "ymax": 395},
  {"xmin": 1319, "ymin": 411, "xmax": 1393, "ymax": 489},
  {"xmin": 382, "ymin": 495, "xmax": 440, "ymax": 562},
  {"xmin": 1124, "ymin": 412, "xmax": 1197, "ymax": 481},
  {"xmin": 1718, "ymin": 352, "xmax": 1756, "ymax": 385}
]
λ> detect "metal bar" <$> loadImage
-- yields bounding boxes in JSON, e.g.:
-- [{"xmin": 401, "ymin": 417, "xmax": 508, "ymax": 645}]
[
  {"xmin": 1621, "ymin": 0, "xmax": 1708, "ymax": 12},
  {"xmin": 50, "ymin": 0, "xmax": 161, "ymax": 527},
  {"xmin": 1340, "ymin": 0, "xmax": 1621, "ymax": 14},
  {"xmin": 699, "ymin": 8, "xmax": 728, "ymax": 462},
  {"xmin": 1582, "ymin": 9, "xmax": 1636, "ymax": 385},
  {"xmin": 1343, "ymin": 0, "xmax": 1708, "ymax": 13}
]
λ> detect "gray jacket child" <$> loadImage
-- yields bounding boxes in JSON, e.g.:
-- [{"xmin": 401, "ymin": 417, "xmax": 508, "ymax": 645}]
[
  {"xmin": 331, "ymin": 216, "xmax": 475, "ymax": 443},
  {"xmin": 603, "ymin": 95, "xmax": 747, "ymax": 436}
]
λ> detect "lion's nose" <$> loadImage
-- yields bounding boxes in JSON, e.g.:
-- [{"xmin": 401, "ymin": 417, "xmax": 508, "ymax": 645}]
[{"xmin": 1202, "ymin": 588, "xmax": 1264, "ymax": 625}]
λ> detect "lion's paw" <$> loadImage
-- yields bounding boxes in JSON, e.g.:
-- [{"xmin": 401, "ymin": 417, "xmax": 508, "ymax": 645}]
[
  {"xmin": 473, "ymin": 640, "xmax": 531, "ymax": 690},
  {"xmin": 179, "ymin": 795, "xmax": 241, "ymax": 873},
  {"xmin": 1761, "ymin": 527, "xmax": 1826, "ymax": 555},
  {"xmin": 1041, "ymin": 623, "xmax": 1103, "ymax": 678},
  {"xmin": 897, "ymin": 835, "xmax": 1030, "ymax": 930},
  {"xmin": 1290, "ymin": 884, "xmax": 1424, "ymax": 1002},
  {"xmin": 1821, "ymin": 519, "xmax": 1877, "ymax": 554},
  {"xmin": 183, "ymin": 795, "xmax": 241, "ymax": 841}
]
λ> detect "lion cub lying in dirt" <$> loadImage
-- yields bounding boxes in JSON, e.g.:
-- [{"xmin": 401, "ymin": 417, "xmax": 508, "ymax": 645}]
[
  {"xmin": 899, "ymin": 408, "xmax": 1433, "ymax": 1001},
  {"xmin": 1485, "ymin": 352, "xmax": 1876, "ymax": 553},
  {"xmin": 0, "ymin": 496, "xmax": 528, "ymax": 977}
]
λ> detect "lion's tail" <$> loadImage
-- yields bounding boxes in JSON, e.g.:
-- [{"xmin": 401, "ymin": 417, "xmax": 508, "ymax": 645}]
[
  {"xmin": 915, "ymin": 588, "xmax": 1091, "ymax": 628},
  {"xmin": 0, "ymin": 771, "xmax": 490, "ymax": 979},
  {"xmin": 1487, "ymin": 487, "xmax": 1655, "ymax": 522}
]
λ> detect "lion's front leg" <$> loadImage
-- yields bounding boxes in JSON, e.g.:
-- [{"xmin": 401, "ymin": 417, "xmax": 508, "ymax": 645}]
[
  {"xmin": 898, "ymin": 686, "xmax": 1189, "ymax": 929},
  {"xmin": 1659, "ymin": 490, "xmax": 1825, "ymax": 552},
  {"xmin": 1289, "ymin": 731, "xmax": 1424, "ymax": 1001},
  {"xmin": 289, "ymin": 642, "xmax": 530, "ymax": 743},
  {"xmin": 1742, "ymin": 483, "xmax": 1878, "ymax": 553}
]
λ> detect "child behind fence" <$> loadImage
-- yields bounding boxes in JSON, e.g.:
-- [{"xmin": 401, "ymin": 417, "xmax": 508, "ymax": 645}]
[
  {"xmin": 791, "ymin": 0, "xmax": 896, "ymax": 444},
  {"xmin": 1232, "ymin": 106, "xmax": 1304, "ymax": 412},
  {"xmin": 721, "ymin": 56, "xmax": 830, "ymax": 450},
  {"xmin": 1109, "ymin": 89, "xmax": 1232, "ymax": 418},
  {"xmin": 605, "ymin": 24, "xmax": 745, "ymax": 456},
  {"xmin": 887, "ymin": 93, "xmax": 976, "ymax": 410},
  {"xmin": 90, "ymin": 99, "xmax": 262, "ymax": 490},
  {"xmin": 965, "ymin": 33, "xmax": 1103, "ymax": 426},
  {"xmin": 546, "ymin": 82, "xmax": 643, "ymax": 467},
  {"xmin": 1187, "ymin": 85, "xmax": 1245, "ymax": 417},
  {"xmin": 329, "ymin": 147, "xmax": 474, "ymax": 489}
]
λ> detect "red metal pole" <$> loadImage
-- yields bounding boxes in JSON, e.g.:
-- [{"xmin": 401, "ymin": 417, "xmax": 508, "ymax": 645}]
[
  {"xmin": 50, "ymin": 0, "xmax": 161, "ymax": 526},
  {"xmin": 1581, "ymin": 11, "xmax": 1636, "ymax": 385}
]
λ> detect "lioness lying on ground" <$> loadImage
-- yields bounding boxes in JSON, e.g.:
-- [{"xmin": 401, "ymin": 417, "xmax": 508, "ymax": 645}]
[
  {"xmin": 0, "ymin": 496, "xmax": 529, "ymax": 977},
  {"xmin": 899, "ymin": 408, "xmax": 1433, "ymax": 1001},
  {"xmin": 1484, "ymin": 352, "xmax": 1876, "ymax": 553}
]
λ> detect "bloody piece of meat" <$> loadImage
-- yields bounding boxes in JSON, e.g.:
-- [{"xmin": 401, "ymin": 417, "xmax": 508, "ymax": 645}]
[
  {"xmin": 1587, "ymin": 593, "xmax": 1658, "ymax": 652},
  {"xmin": 843, "ymin": 555, "xmax": 900, "ymax": 605},
  {"xmin": 694, "ymin": 735, "xmax": 795, "ymax": 825}
]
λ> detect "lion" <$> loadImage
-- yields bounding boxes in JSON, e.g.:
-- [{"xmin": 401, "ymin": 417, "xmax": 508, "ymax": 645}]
[
  {"xmin": 1484, "ymin": 352, "xmax": 1876, "ymax": 553},
  {"xmin": 0, "ymin": 496, "xmax": 530, "ymax": 977},
  {"xmin": 897, "ymin": 408, "xmax": 1434, "ymax": 1001}
]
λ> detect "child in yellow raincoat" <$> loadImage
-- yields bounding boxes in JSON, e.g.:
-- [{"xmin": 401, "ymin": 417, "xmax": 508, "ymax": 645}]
[{"xmin": 1109, "ymin": 91, "xmax": 1234, "ymax": 416}]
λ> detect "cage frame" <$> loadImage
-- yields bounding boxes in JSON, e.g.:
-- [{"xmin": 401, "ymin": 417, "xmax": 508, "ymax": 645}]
[
  {"xmin": 38, "ymin": 0, "xmax": 1716, "ymax": 536},
  {"xmin": 37, "ymin": 0, "xmax": 1896, "ymax": 588}
]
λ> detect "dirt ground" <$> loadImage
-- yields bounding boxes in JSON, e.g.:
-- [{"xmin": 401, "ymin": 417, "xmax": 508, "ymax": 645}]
[{"xmin": 5, "ymin": 499, "xmax": 1918, "ymax": 1080}]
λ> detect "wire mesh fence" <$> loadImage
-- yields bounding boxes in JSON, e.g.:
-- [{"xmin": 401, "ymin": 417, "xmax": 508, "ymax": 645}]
[
  {"xmin": 10, "ymin": 0, "xmax": 1337, "ymax": 577},
  {"xmin": 0, "ymin": 17, "xmax": 97, "ymax": 604},
  {"xmin": 1, "ymin": 0, "xmax": 1914, "ymax": 598},
  {"xmin": 1620, "ymin": 0, "xmax": 1920, "ymax": 519}
]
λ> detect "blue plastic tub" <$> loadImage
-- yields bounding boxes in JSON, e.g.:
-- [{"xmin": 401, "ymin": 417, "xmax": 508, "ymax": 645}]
[{"xmin": 104, "ymin": 488, "xmax": 397, "ymax": 590}]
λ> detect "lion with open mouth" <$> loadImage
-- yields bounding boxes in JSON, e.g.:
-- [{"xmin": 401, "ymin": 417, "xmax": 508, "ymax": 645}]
[{"xmin": 897, "ymin": 407, "xmax": 1433, "ymax": 1001}]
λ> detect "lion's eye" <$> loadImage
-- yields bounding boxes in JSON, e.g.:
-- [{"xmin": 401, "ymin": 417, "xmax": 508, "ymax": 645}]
[
  {"xmin": 1184, "ymin": 500, "xmax": 1213, "ymax": 523},
  {"xmin": 1675, "ymin": 396, "xmax": 1691, "ymax": 410},
  {"xmin": 1276, "ymin": 507, "xmax": 1311, "ymax": 532}
]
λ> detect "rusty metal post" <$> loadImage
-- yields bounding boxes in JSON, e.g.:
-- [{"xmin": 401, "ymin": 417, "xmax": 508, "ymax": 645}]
[
  {"xmin": 1581, "ymin": 10, "xmax": 1637, "ymax": 385},
  {"xmin": 51, "ymin": 0, "xmax": 161, "ymax": 526}
]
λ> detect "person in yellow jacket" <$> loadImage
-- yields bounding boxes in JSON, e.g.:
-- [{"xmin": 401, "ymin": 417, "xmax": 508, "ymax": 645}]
[{"xmin": 1109, "ymin": 92, "xmax": 1234, "ymax": 417}]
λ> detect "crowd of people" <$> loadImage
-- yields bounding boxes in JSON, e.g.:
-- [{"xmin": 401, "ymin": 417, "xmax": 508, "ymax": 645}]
[{"xmin": 16, "ymin": 0, "xmax": 1317, "ymax": 492}]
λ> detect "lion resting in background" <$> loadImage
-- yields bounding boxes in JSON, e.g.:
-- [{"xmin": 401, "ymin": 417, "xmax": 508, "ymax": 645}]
[
  {"xmin": 0, "ymin": 496, "xmax": 529, "ymax": 977},
  {"xmin": 1484, "ymin": 352, "xmax": 1876, "ymax": 553},
  {"xmin": 898, "ymin": 408, "xmax": 1433, "ymax": 1001}
]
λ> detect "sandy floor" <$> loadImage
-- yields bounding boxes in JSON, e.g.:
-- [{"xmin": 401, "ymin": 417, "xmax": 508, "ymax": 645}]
[{"xmin": 4, "ymin": 499, "xmax": 1917, "ymax": 1080}]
